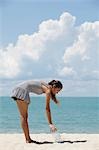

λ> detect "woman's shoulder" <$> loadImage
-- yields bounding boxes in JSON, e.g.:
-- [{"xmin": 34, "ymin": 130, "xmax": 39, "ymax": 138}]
[{"xmin": 41, "ymin": 82, "xmax": 51, "ymax": 93}]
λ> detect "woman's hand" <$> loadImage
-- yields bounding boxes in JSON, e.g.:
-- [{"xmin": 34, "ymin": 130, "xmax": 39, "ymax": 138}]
[{"xmin": 49, "ymin": 124, "xmax": 57, "ymax": 132}]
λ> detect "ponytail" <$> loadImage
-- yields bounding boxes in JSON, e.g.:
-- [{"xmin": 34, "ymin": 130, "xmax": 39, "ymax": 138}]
[
  {"xmin": 48, "ymin": 80, "xmax": 63, "ymax": 89},
  {"xmin": 48, "ymin": 80, "xmax": 56, "ymax": 86}
]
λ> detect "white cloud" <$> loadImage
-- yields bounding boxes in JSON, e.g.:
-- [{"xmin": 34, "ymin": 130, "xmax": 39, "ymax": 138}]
[
  {"xmin": 0, "ymin": 12, "xmax": 76, "ymax": 78},
  {"xmin": 61, "ymin": 21, "xmax": 99, "ymax": 80},
  {"xmin": 0, "ymin": 12, "xmax": 99, "ymax": 84},
  {"xmin": 58, "ymin": 66, "xmax": 77, "ymax": 78},
  {"xmin": 62, "ymin": 79, "xmax": 99, "ymax": 97},
  {"xmin": 0, "ymin": 44, "xmax": 20, "ymax": 78},
  {"xmin": 0, "ymin": 11, "xmax": 99, "ymax": 96},
  {"xmin": 39, "ymin": 12, "xmax": 76, "ymax": 41}
]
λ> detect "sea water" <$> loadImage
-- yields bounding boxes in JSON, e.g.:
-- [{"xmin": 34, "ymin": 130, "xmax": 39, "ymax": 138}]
[{"xmin": 0, "ymin": 97, "xmax": 99, "ymax": 133}]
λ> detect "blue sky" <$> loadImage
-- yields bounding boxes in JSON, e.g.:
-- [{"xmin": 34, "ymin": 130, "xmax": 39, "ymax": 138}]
[
  {"xmin": 1, "ymin": 0, "xmax": 99, "ymax": 46},
  {"xmin": 0, "ymin": 0, "xmax": 99, "ymax": 96}
]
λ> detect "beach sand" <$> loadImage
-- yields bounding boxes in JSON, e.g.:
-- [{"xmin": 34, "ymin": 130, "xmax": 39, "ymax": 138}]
[{"xmin": 0, "ymin": 133, "xmax": 99, "ymax": 150}]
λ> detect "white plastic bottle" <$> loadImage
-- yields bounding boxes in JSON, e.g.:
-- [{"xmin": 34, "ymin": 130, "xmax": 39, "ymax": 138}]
[{"xmin": 52, "ymin": 132, "xmax": 62, "ymax": 143}]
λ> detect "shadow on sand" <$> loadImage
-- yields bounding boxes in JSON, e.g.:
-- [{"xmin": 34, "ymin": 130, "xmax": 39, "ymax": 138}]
[{"xmin": 31, "ymin": 140, "xmax": 87, "ymax": 144}]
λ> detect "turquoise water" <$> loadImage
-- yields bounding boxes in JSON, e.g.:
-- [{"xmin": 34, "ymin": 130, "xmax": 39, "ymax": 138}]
[{"xmin": 0, "ymin": 97, "xmax": 99, "ymax": 133}]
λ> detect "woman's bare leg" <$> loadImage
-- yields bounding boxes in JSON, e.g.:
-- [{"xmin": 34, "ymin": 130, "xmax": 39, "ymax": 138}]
[{"xmin": 16, "ymin": 100, "xmax": 32, "ymax": 143}]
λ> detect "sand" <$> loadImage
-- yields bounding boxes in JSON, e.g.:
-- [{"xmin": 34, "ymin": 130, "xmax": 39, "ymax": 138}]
[{"xmin": 0, "ymin": 133, "xmax": 99, "ymax": 150}]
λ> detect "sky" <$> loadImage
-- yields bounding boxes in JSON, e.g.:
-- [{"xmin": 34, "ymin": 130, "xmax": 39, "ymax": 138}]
[{"xmin": 0, "ymin": 0, "xmax": 99, "ymax": 96}]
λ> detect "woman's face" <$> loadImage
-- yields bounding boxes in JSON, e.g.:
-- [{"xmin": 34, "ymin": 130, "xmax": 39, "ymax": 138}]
[{"xmin": 51, "ymin": 87, "xmax": 61, "ymax": 95}]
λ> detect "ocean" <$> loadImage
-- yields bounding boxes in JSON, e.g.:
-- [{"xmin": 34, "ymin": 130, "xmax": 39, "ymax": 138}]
[{"xmin": 0, "ymin": 97, "xmax": 99, "ymax": 134}]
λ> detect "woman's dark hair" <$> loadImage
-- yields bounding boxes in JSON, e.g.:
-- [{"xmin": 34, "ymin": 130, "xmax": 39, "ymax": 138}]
[
  {"xmin": 48, "ymin": 80, "xmax": 63, "ymax": 89},
  {"xmin": 48, "ymin": 80, "xmax": 63, "ymax": 102}
]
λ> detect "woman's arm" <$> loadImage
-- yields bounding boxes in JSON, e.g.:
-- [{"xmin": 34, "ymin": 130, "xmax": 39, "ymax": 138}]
[
  {"xmin": 41, "ymin": 84, "xmax": 53, "ymax": 124},
  {"xmin": 45, "ymin": 91, "xmax": 53, "ymax": 124},
  {"xmin": 45, "ymin": 91, "xmax": 57, "ymax": 132},
  {"xmin": 42, "ymin": 84, "xmax": 57, "ymax": 132}
]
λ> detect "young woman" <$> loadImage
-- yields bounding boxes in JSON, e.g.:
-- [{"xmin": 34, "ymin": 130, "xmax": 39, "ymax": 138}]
[{"xmin": 11, "ymin": 80, "xmax": 63, "ymax": 143}]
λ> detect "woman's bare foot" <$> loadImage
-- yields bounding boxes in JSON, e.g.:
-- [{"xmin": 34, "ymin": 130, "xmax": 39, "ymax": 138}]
[{"xmin": 26, "ymin": 139, "xmax": 34, "ymax": 143}]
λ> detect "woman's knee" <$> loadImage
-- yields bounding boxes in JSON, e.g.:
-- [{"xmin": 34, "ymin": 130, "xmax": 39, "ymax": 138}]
[{"xmin": 20, "ymin": 115, "xmax": 28, "ymax": 123}]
